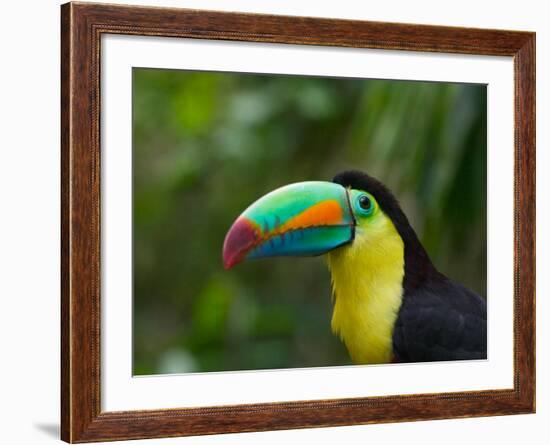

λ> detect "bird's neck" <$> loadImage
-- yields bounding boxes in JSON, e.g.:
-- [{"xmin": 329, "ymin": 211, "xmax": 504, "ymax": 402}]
[{"xmin": 327, "ymin": 217, "xmax": 405, "ymax": 364}]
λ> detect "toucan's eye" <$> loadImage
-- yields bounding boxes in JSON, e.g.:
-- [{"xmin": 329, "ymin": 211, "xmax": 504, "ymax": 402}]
[
  {"xmin": 354, "ymin": 193, "xmax": 374, "ymax": 216},
  {"xmin": 359, "ymin": 195, "xmax": 371, "ymax": 211}
]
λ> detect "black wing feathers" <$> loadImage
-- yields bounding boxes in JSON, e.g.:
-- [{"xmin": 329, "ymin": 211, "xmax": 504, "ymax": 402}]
[{"xmin": 392, "ymin": 276, "xmax": 487, "ymax": 362}]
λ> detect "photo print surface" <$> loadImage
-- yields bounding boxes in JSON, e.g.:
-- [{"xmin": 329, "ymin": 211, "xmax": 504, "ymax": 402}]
[{"xmin": 132, "ymin": 68, "xmax": 487, "ymax": 375}]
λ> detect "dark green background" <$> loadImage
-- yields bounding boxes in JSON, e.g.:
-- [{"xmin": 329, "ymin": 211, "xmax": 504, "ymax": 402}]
[{"xmin": 133, "ymin": 68, "xmax": 487, "ymax": 375}]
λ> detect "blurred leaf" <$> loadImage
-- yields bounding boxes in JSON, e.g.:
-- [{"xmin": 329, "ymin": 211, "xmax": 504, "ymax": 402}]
[{"xmin": 191, "ymin": 276, "xmax": 234, "ymax": 345}]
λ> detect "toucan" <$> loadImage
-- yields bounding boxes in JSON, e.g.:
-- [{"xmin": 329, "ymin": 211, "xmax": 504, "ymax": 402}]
[{"xmin": 222, "ymin": 171, "xmax": 487, "ymax": 364}]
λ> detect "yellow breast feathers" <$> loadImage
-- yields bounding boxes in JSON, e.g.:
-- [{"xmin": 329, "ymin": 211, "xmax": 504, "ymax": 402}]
[{"xmin": 327, "ymin": 211, "xmax": 405, "ymax": 364}]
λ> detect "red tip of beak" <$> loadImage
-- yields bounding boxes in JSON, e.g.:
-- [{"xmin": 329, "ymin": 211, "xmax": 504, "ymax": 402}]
[{"xmin": 222, "ymin": 217, "xmax": 259, "ymax": 269}]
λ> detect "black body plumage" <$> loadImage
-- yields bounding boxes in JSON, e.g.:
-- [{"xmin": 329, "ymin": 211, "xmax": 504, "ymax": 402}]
[{"xmin": 333, "ymin": 171, "xmax": 487, "ymax": 363}]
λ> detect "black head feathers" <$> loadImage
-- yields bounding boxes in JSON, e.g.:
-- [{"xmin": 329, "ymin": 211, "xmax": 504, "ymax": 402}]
[
  {"xmin": 333, "ymin": 170, "xmax": 440, "ymax": 291},
  {"xmin": 333, "ymin": 170, "xmax": 403, "ymax": 222}
]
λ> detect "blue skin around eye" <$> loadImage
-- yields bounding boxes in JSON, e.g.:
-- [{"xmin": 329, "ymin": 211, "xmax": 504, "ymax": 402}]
[{"xmin": 350, "ymin": 190, "xmax": 375, "ymax": 217}]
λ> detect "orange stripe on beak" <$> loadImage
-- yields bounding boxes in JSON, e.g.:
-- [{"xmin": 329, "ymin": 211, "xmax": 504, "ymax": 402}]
[{"xmin": 278, "ymin": 200, "xmax": 344, "ymax": 233}]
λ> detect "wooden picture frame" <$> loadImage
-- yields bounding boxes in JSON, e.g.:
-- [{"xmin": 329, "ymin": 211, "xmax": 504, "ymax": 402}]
[{"xmin": 61, "ymin": 2, "xmax": 535, "ymax": 442}]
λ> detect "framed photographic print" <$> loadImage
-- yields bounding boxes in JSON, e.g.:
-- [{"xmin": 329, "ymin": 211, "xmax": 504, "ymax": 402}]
[{"xmin": 61, "ymin": 2, "xmax": 535, "ymax": 442}]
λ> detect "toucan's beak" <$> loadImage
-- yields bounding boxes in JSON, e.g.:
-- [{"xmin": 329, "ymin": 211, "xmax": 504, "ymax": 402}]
[{"xmin": 223, "ymin": 181, "xmax": 355, "ymax": 269}]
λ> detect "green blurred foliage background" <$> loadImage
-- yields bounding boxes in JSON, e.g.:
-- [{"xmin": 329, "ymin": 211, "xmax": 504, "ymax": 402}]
[{"xmin": 133, "ymin": 68, "xmax": 487, "ymax": 375}]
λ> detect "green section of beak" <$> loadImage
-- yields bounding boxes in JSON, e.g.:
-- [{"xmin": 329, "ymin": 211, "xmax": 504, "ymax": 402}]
[{"xmin": 223, "ymin": 181, "xmax": 355, "ymax": 268}]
